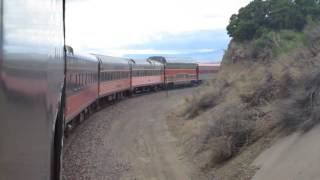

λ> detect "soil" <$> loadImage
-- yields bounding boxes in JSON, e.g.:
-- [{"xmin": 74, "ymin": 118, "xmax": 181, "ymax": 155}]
[
  {"xmin": 252, "ymin": 125, "xmax": 320, "ymax": 180},
  {"xmin": 62, "ymin": 88, "xmax": 199, "ymax": 180}
]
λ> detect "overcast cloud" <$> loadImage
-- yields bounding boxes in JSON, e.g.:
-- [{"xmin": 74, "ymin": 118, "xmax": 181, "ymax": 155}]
[{"xmin": 66, "ymin": 0, "xmax": 251, "ymax": 61}]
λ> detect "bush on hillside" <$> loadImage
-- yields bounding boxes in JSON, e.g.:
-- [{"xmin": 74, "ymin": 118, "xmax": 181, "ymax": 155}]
[{"xmin": 227, "ymin": 0, "xmax": 320, "ymax": 41}]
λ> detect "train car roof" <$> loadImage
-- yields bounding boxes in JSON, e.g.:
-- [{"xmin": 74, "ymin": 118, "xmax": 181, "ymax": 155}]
[
  {"xmin": 131, "ymin": 59, "xmax": 152, "ymax": 65},
  {"xmin": 67, "ymin": 52, "xmax": 99, "ymax": 63},
  {"xmin": 92, "ymin": 54, "xmax": 130, "ymax": 65},
  {"xmin": 147, "ymin": 56, "xmax": 196, "ymax": 65},
  {"xmin": 198, "ymin": 63, "xmax": 221, "ymax": 67}
]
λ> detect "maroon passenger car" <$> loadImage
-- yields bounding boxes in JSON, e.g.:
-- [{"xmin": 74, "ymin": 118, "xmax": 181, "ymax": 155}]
[{"xmin": 65, "ymin": 48, "xmax": 99, "ymax": 124}]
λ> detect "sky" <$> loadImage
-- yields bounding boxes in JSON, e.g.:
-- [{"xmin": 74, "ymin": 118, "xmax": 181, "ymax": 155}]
[{"xmin": 66, "ymin": 0, "xmax": 251, "ymax": 62}]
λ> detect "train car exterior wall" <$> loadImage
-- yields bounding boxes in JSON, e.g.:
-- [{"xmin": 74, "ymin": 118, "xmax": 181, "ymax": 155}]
[
  {"xmin": 198, "ymin": 63, "xmax": 220, "ymax": 81},
  {"xmin": 65, "ymin": 53, "xmax": 99, "ymax": 123},
  {"xmin": 165, "ymin": 63, "xmax": 198, "ymax": 85},
  {"xmin": 0, "ymin": 0, "xmax": 65, "ymax": 179},
  {"xmin": 95, "ymin": 54, "xmax": 131, "ymax": 98},
  {"xmin": 131, "ymin": 59, "xmax": 164, "ymax": 90}
]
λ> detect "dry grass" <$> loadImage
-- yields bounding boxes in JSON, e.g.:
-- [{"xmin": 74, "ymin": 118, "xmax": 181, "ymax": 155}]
[{"xmin": 168, "ymin": 24, "xmax": 320, "ymax": 179}]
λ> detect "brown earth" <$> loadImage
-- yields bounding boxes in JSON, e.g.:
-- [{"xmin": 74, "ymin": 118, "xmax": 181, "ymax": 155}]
[{"xmin": 62, "ymin": 88, "xmax": 202, "ymax": 180}]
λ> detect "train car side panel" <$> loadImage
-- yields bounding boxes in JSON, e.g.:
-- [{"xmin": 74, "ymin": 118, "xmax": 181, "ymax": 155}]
[
  {"xmin": 198, "ymin": 63, "xmax": 220, "ymax": 81},
  {"xmin": 0, "ymin": 0, "xmax": 65, "ymax": 179},
  {"xmin": 94, "ymin": 55, "xmax": 131, "ymax": 98},
  {"xmin": 65, "ymin": 53, "xmax": 99, "ymax": 123}
]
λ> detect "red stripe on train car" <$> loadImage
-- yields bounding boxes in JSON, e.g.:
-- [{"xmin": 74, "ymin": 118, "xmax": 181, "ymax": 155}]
[
  {"xmin": 132, "ymin": 76, "xmax": 163, "ymax": 87},
  {"xmin": 99, "ymin": 79, "xmax": 130, "ymax": 97},
  {"xmin": 65, "ymin": 84, "xmax": 98, "ymax": 122}
]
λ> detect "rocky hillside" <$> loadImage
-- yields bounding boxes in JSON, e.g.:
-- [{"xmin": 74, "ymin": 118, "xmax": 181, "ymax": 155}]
[{"xmin": 167, "ymin": 23, "xmax": 320, "ymax": 180}]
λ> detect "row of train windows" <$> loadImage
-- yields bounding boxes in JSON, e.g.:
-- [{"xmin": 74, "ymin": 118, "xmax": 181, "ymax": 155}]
[
  {"xmin": 67, "ymin": 73, "xmax": 98, "ymax": 91},
  {"xmin": 132, "ymin": 70, "xmax": 162, "ymax": 77},
  {"xmin": 200, "ymin": 70, "xmax": 218, "ymax": 73},
  {"xmin": 174, "ymin": 74, "xmax": 197, "ymax": 79},
  {"xmin": 100, "ymin": 71, "xmax": 129, "ymax": 81}
]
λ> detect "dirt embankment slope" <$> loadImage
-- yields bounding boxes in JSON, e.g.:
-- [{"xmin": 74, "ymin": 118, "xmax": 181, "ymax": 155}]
[{"xmin": 167, "ymin": 24, "xmax": 320, "ymax": 179}]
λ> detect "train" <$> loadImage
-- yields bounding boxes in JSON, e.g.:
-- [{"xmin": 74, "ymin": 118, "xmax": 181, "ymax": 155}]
[
  {"xmin": 64, "ymin": 48, "xmax": 220, "ymax": 130},
  {"xmin": 0, "ymin": 1, "xmax": 219, "ymax": 180}
]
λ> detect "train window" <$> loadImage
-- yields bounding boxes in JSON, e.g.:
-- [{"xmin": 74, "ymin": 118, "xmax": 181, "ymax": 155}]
[
  {"xmin": 80, "ymin": 73, "xmax": 82, "ymax": 86},
  {"xmin": 78, "ymin": 73, "xmax": 81, "ymax": 87},
  {"xmin": 82, "ymin": 73, "xmax": 84, "ymax": 86},
  {"xmin": 85, "ymin": 73, "xmax": 87, "ymax": 85},
  {"xmin": 76, "ymin": 74, "xmax": 78, "ymax": 87},
  {"xmin": 80, "ymin": 73, "xmax": 82, "ymax": 87},
  {"xmin": 78, "ymin": 74, "xmax": 81, "ymax": 89},
  {"xmin": 81, "ymin": 73, "xmax": 84, "ymax": 86}
]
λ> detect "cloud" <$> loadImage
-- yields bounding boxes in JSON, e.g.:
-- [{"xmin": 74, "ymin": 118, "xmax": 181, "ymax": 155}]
[
  {"xmin": 66, "ymin": 0, "xmax": 251, "ymax": 62},
  {"xmin": 79, "ymin": 29, "xmax": 229, "ymax": 62}
]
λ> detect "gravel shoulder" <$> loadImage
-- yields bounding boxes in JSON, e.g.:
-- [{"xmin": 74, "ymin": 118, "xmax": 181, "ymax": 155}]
[{"xmin": 63, "ymin": 88, "xmax": 197, "ymax": 180}]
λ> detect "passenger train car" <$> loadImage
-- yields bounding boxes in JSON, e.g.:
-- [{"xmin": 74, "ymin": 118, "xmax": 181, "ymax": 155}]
[
  {"xmin": 165, "ymin": 61, "xmax": 198, "ymax": 87},
  {"xmin": 94, "ymin": 54, "xmax": 131, "ymax": 100},
  {"xmin": 65, "ymin": 49, "xmax": 99, "ymax": 125},
  {"xmin": 198, "ymin": 63, "xmax": 220, "ymax": 82},
  {"xmin": 0, "ymin": 0, "xmax": 65, "ymax": 180},
  {"xmin": 131, "ymin": 59, "xmax": 164, "ymax": 92},
  {"xmin": 148, "ymin": 56, "xmax": 199, "ymax": 87}
]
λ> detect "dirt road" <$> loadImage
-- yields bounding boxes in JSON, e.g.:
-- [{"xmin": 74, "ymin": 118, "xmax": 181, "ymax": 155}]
[
  {"xmin": 63, "ymin": 88, "xmax": 196, "ymax": 180},
  {"xmin": 252, "ymin": 124, "xmax": 320, "ymax": 180}
]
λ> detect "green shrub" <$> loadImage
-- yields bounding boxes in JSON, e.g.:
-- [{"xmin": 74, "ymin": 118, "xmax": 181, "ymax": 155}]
[{"xmin": 227, "ymin": 0, "xmax": 320, "ymax": 41}]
